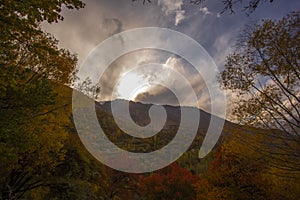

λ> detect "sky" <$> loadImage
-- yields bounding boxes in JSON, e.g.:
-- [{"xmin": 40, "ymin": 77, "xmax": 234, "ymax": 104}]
[{"xmin": 42, "ymin": 0, "xmax": 299, "ymax": 118}]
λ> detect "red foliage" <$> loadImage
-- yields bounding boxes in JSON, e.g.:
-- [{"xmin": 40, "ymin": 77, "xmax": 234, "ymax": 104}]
[{"xmin": 137, "ymin": 163, "xmax": 200, "ymax": 200}]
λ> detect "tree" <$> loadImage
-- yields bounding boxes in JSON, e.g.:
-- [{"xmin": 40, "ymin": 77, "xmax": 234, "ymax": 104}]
[
  {"xmin": 194, "ymin": 135, "xmax": 261, "ymax": 200},
  {"xmin": 137, "ymin": 163, "xmax": 200, "ymax": 200},
  {"xmin": 0, "ymin": 0, "xmax": 84, "ymax": 199},
  {"xmin": 133, "ymin": 0, "xmax": 276, "ymax": 15},
  {"xmin": 42, "ymin": 133, "xmax": 109, "ymax": 200},
  {"xmin": 103, "ymin": 167, "xmax": 140, "ymax": 200},
  {"xmin": 219, "ymin": 12, "xmax": 300, "ymax": 177},
  {"xmin": 190, "ymin": 0, "xmax": 275, "ymax": 15},
  {"xmin": 194, "ymin": 130, "xmax": 300, "ymax": 200}
]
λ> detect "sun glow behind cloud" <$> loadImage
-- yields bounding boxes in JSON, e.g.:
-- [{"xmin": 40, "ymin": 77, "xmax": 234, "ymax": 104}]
[{"xmin": 116, "ymin": 71, "xmax": 150, "ymax": 101}]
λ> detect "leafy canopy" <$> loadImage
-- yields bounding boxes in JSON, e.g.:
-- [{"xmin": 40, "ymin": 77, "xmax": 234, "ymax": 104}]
[
  {"xmin": 220, "ymin": 12, "xmax": 300, "ymax": 176},
  {"xmin": 0, "ymin": 0, "xmax": 84, "ymax": 199}
]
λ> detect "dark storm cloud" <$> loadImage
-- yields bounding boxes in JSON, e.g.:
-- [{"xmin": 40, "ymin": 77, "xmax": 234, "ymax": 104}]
[
  {"xmin": 132, "ymin": 55, "xmax": 212, "ymax": 111},
  {"xmin": 135, "ymin": 85, "xmax": 179, "ymax": 105}
]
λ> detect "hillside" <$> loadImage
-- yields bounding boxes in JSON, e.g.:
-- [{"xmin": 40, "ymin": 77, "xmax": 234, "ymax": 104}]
[
  {"xmin": 2, "ymin": 82, "xmax": 299, "ymax": 199},
  {"xmin": 97, "ymin": 99, "xmax": 238, "ymax": 137}
]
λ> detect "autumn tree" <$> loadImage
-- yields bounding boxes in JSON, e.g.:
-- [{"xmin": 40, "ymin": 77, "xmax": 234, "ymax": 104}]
[
  {"xmin": 41, "ymin": 133, "xmax": 108, "ymax": 200},
  {"xmin": 219, "ymin": 12, "xmax": 300, "ymax": 177},
  {"xmin": 194, "ymin": 130, "xmax": 300, "ymax": 200},
  {"xmin": 194, "ymin": 132, "xmax": 269, "ymax": 200},
  {"xmin": 137, "ymin": 163, "xmax": 200, "ymax": 200},
  {"xmin": 0, "ymin": 0, "xmax": 84, "ymax": 199}
]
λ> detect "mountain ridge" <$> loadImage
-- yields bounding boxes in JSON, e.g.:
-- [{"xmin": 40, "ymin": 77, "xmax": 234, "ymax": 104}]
[{"xmin": 95, "ymin": 98, "xmax": 237, "ymax": 137}]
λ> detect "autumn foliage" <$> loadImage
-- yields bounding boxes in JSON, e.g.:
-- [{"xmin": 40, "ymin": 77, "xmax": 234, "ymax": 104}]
[
  {"xmin": 137, "ymin": 163, "xmax": 200, "ymax": 200},
  {"xmin": 194, "ymin": 131, "xmax": 300, "ymax": 200},
  {"xmin": 1, "ymin": 0, "xmax": 299, "ymax": 199}
]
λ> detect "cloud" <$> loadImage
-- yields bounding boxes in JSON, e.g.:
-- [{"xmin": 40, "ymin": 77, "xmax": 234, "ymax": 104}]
[
  {"xmin": 135, "ymin": 86, "xmax": 179, "ymax": 105},
  {"xmin": 102, "ymin": 18, "xmax": 123, "ymax": 36},
  {"xmin": 134, "ymin": 56, "xmax": 211, "ymax": 112},
  {"xmin": 42, "ymin": 0, "xmax": 169, "ymax": 65},
  {"xmin": 158, "ymin": 0, "xmax": 186, "ymax": 25},
  {"xmin": 99, "ymin": 49, "xmax": 171, "ymax": 101},
  {"xmin": 175, "ymin": 10, "xmax": 186, "ymax": 26},
  {"xmin": 158, "ymin": 0, "xmax": 183, "ymax": 14},
  {"xmin": 40, "ymin": 0, "xmax": 239, "ymax": 115},
  {"xmin": 211, "ymin": 31, "xmax": 236, "ymax": 69},
  {"xmin": 41, "ymin": 0, "xmax": 299, "ymax": 118},
  {"xmin": 198, "ymin": 6, "xmax": 222, "ymax": 18},
  {"xmin": 199, "ymin": 7, "xmax": 212, "ymax": 15}
]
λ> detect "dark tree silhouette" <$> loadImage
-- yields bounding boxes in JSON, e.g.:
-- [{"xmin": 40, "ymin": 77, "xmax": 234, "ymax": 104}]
[{"xmin": 133, "ymin": 0, "xmax": 276, "ymax": 15}]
